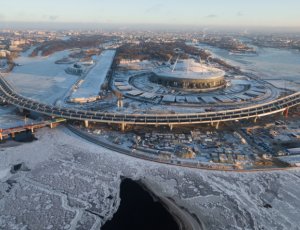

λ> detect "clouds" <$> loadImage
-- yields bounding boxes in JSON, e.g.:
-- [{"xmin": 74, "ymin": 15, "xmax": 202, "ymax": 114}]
[
  {"xmin": 237, "ymin": 11, "xmax": 244, "ymax": 17},
  {"xmin": 43, "ymin": 15, "xmax": 59, "ymax": 21},
  {"xmin": 1, "ymin": 0, "xmax": 299, "ymax": 27},
  {"xmin": 205, "ymin": 14, "xmax": 218, "ymax": 18},
  {"xmin": 205, "ymin": 11, "xmax": 243, "ymax": 19},
  {"xmin": 49, "ymin": 15, "xmax": 59, "ymax": 21}
]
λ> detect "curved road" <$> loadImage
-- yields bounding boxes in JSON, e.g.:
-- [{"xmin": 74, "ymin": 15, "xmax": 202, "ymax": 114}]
[{"xmin": 0, "ymin": 76, "xmax": 300, "ymax": 126}]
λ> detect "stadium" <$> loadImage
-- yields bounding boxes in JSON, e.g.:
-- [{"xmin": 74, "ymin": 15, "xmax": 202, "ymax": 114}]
[{"xmin": 151, "ymin": 59, "xmax": 226, "ymax": 92}]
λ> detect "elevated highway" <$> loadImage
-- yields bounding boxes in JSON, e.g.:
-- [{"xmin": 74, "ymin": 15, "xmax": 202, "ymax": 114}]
[{"xmin": 0, "ymin": 76, "xmax": 300, "ymax": 129}]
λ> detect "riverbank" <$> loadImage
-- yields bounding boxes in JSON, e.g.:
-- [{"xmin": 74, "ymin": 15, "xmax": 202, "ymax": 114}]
[
  {"xmin": 102, "ymin": 178, "xmax": 180, "ymax": 230},
  {"xmin": 67, "ymin": 124, "xmax": 298, "ymax": 172},
  {"xmin": 102, "ymin": 177, "xmax": 204, "ymax": 230},
  {"xmin": 141, "ymin": 179, "xmax": 204, "ymax": 230}
]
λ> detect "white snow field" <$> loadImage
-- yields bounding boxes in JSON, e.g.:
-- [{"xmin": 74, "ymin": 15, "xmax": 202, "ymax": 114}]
[
  {"xmin": 5, "ymin": 49, "xmax": 79, "ymax": 105},
  {"xmin": 70, "ymin": 50, "xmax": 116, "ymax": 102}
]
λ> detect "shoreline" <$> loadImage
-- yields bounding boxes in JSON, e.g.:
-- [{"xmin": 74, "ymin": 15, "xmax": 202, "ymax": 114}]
[
  {"xmin": 67, "ymin": 124, "xmax": 300, "ymax": 173},
  {"xmin": 140, "ymin": 179, "xmax": 205, "ymax": 230}
]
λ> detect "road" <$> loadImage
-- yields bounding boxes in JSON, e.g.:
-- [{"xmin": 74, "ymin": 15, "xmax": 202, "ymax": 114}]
[{"xmin": 0, "ymin": 76, "xmax": 300, "ymax": 126}]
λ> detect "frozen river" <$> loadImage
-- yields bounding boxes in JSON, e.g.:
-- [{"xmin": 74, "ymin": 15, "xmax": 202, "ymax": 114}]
[
  {"xmin": 0, "ymin": 105, "xmax": 30, "ymax": 129},
  {"xmin": 5, "ymin": 48, "xmax": 79, "ymax": 105},
  {"xmin": 0, "ymin": 127, "xmax": 300, "ymax": 229},
  {"xmin": 197, "ymin": 43, "xmax": 300, "ymax": 83}
]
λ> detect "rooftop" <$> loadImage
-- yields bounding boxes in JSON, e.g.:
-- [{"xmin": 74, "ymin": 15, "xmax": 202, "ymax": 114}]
[{"xmin": 153, "ymin": 59, "xmax": 225, "ymax": 80}]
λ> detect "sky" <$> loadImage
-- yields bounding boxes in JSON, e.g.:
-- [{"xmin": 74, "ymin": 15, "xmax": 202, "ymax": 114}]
[{"xmin": 0, "ymin": 0, "xmax": 300, "ymax": 28}]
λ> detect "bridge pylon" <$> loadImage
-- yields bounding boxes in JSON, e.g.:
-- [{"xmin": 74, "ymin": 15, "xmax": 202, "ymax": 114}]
[
  {"xmin": 254, "ymin": 116, "xmax": 258, "ymax": 123},
  {"xmin": 283, "ymin": 107, "xmax": 289, "ymax": 118},
  {"xmin": 121, "ymin": 122, "xmax": 126, "ymax": 132}
]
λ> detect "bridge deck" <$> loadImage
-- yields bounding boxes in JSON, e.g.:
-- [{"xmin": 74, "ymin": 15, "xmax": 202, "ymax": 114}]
[{"xmin": 0, "ymin": 76, "xmax": 299, "ymax": 125}]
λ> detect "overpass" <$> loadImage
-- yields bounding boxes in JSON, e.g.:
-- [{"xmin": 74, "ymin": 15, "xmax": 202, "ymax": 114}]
[{"xmin": 0, "ymin": 76, "xmax": 300, "ymax": 130}]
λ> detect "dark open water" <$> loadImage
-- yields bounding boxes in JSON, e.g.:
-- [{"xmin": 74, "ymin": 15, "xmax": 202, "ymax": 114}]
[{"xmin": 102, "ymin": 178, "xmax": 179, "ymax": 230}]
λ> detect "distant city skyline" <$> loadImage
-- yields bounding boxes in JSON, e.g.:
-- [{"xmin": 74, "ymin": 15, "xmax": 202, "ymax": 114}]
[{"xmin": 1, "ymin": 0, "xmax": 300, "ymax": 29}]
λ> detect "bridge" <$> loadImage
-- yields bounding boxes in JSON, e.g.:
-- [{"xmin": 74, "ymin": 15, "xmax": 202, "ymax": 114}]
[
  {"xmin": 0, "ymin": 76, "xmax": 300, "ymax": 130},
  {"xmin": 0, "ymin": 118, "xmax": 66, "ymax": 140}
]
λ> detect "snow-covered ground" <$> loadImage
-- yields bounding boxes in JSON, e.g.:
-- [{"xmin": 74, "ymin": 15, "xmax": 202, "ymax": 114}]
[
  {"xmin": 5, "ymin": 49, "xmax": 79, "ymax": 105},
  {"xmin": 266, "ymin": 79, "xmax": 300, "ymax": 91},
  {"xmin": 196, "ymin": 44, "xmax": 300, "ymax": 83},
  {"xmin": 0, "ymin": 105, "xmax": 35, "ymax": 129},
  {"xmin": 0, "ymin": 127, "xmax": 300, "ymax": 230},
  {"xmin": 0, "ymin": 47, "xmax": 300, "ymax": 229},
  {"xmin": 70, "ymin": 50, "xmax": 116, "ymax": 101}
]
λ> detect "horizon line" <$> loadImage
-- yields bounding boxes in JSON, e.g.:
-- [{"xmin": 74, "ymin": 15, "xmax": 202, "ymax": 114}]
[{"xmin": 1, "ymin": 21, "xmax": 300, "ymax": 32}]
